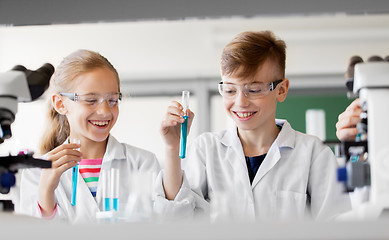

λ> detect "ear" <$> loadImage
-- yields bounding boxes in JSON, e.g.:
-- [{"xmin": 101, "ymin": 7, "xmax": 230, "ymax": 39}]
[
  {"xmin": 52, "ymin": 93, "xmax": 68, "ymax": 115},
  {"xmin": 276, "ymin": 79, "xmax": 289, "ymax": 103}
]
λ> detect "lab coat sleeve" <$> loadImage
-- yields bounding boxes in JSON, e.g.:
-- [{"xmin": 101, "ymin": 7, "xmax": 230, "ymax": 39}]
[
  {"xmin": 308, "ymin": 144, "xmax": 352, "ymax": 220},
  {"xmin": 154, "ymin": 170, "xmax": 209, "ymax": 220},
  {"xmin": 18, "ymin": 168, "xmax": 42, "ymax": 218},
  {"xmin": 18, "ymin": 168, "xmax": 69, "ymax": 222},
  {"xmin": 154, "ymin": 170, "xmax": 196, "ymax": 219}
]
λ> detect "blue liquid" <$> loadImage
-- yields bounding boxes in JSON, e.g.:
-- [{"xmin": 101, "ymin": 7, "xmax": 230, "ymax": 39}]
[
  {"xmin": 113, "ymin": 198, "xmax": 119, "ymax": 211},
  {"xmin": 104, "ymin": 198, "xmax": 111, "ymax": 211},
  {"xmin": 179, "ymin": 116, "xmax": 188, "ymax": 159},
  {"xmin": 71, "ymin": 164, "xmax": 78, "ymax": 206}
]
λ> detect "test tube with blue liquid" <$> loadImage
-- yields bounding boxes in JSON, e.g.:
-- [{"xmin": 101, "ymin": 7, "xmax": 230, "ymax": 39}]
[
  {"xmin": 70, "ymin": 138, "xmax": 80, "ymax": 206},
  {"xmin": 111, "ymin": 167, "xmax": 120, "ymax": 211},
  {"xmin": 102, "ymin": 168, "xmax": 111, "ymax": 211},
  {"xmin": 179, "ymin": 90, "xmax": 190, "ymax": 159}
]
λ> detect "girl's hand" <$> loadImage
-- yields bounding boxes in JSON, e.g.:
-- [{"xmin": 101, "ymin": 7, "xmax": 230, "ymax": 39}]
[
  {"xmin": 38, "ymin": 143, "xmax": 82, "ymax": 216},
  {"xmin": 160, "ymin": 101, "xmax": 195, "ymax": 151},
  {"xmin": 40, "ymin": 143, "xmax": 82, "ymax": 192},
  {"xmin": 336, "ymin": 98, "xmax": 362, "ymax": 141}
]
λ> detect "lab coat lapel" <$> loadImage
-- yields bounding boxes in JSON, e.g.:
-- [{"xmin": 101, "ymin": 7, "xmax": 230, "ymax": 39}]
[
  {"xmin": 74, "ymin": 171, "xmax": 100, "ymax": 221},
  {"xmin": 250, "ymin": 143, "xmax": 281, "ymax": 188},
  {"xmin": 60, "ymin": 166, "xmax": 99, "ymax": 222},
  {"xmin": 95, "ymin": 135, "xmax": 126, "ymax": 210},
  {"xmin": 220, "ymin": 126, "xmax": 253, "ymax": 196},
  {"xmin": 251, "ymin": 120, "xmax": 295, "ymax": 189},
  {"xmin": 222, "ymin": 125, "xmax": 248, "ymax": 169}
]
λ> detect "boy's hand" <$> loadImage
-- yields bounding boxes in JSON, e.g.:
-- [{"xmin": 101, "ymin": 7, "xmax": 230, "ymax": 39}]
[{"xmin": 160, "ymin": 101, "xmax": 195, "ymax": 151}]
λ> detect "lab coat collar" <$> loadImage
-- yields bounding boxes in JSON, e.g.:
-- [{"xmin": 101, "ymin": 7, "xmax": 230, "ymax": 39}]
[
  {"xmin": 102, "ymin": 135, "xmax": 126, "ymax": 162},
  {"xmin": 274, "ymin": 119, "xmax": 295, "ymax": 149},
  {"xmin": 219, "ymin": 119, "xmax": 295, "ymax": 150},
  {"xmin": 219, "ymin": 119, "xmax": 296, "ymax": 189},
  {"xmin": 64, "ymin": 135, "xmax": 125, "ymax": 162}
]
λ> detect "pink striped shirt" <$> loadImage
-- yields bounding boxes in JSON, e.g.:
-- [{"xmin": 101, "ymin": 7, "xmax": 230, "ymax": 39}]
[{"xmin": 78, "ymin": 158, "xmax": 103, "ymax": 197}]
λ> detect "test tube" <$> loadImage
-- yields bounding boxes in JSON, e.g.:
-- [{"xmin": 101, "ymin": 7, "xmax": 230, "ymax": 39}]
[
  {"xmin": 179, "ymin": 90, "xmax": 190, "ymax": 159},
  {"xmin": 111, "ymin": 168, "xmax": 120, "ymax": 211},
  {"xmin": 70, "ymin": 138, "xmax": 80, "ymax": 206},
  {"xmin": 102, "ymin": 168, "xmax": 111, "ymax": 211}
]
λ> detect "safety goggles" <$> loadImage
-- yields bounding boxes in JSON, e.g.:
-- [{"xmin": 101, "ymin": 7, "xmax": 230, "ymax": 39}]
[
  {"xmin": 218, "ymin": 79, "xmax": 283, "ymax": 99},
  {"xmin": 59, "ymin": 92, "xmax": 122, "ymax": 108}
]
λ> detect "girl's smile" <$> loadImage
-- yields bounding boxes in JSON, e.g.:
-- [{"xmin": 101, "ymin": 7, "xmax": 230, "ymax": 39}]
[{"xmin": 89, "ymin": 120, "xmax": 110, "ymax": 128}]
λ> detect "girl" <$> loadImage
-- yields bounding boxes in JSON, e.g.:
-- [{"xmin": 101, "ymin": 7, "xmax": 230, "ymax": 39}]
[{"xmin": 18, "ymin": 49, "xmax": 160, "ymax": 223}]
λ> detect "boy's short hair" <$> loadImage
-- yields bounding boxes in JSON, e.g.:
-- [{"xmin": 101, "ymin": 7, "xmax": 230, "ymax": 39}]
[{"xmin": 221, "ymin": 30, "xmax": 286, "ymax": 80}]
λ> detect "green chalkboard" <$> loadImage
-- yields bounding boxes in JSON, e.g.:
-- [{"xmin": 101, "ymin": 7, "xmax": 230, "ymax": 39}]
[{"xmin": 276, "ymin": 94, "xmax": 354, "ymax": 141}]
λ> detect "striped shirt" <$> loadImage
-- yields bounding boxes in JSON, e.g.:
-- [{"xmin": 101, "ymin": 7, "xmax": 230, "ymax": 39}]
[{"xmin": 78, "ymin": 159, "xmax": 103, "ymax": 198}]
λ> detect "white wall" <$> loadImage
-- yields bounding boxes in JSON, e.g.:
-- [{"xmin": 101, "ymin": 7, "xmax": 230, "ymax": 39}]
[
  {"xmin": 1, "ymin": 14, "xmax": 389, "ymax": 163},
  {"xmin": 1, "ymin": 14, "xmax": 389, "ymax": 81}
]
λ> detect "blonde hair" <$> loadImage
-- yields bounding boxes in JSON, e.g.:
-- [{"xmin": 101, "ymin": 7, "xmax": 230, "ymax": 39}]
[{"xmin": 39, "ymin": 49, "xmax": 120, "ymax": 154}]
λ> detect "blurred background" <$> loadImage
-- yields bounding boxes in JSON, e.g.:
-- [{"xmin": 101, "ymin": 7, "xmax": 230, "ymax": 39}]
[{"xmin": 1, "ymin": 0, "xmax": 389, "ymax": 165}]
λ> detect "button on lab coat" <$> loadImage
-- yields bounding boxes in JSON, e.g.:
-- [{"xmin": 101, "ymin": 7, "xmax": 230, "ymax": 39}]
[
  {"xmin": 155, "ymin": 120, "xmax": 351, "ymax": 221},
  {"xmin": 18, "ymin": 135, "xmax": 160, "ymax": 223}
]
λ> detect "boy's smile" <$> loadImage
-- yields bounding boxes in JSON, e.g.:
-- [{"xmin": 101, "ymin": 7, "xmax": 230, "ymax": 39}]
[{"xmin": 233, "ymin": 111, "xmax": 257, "ymax": 120}]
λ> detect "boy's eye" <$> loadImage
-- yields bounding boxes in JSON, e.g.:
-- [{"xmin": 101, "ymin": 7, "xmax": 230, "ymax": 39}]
[
  {"xmin": 84, "ymin": 98, "xmax": 98, "ymax": 104},
  {"xmin": 248, "ymin": 88, "xmax": 262, "ymax": 93},
  {"xmin": 224, "ymin": 87, "xmax": 237, "ymax": 94},
  {"xmin": 109, "ymin": 99, "xmax": 119, "ymax": 104}
]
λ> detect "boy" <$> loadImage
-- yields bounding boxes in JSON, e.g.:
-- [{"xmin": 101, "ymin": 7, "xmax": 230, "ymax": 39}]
[{"xmin": 155, "ymin": 31, "xmax": 351, "ymax": 221}]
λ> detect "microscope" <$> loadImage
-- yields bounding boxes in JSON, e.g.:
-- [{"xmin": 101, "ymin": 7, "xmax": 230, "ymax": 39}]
[
  {"xmin": 338, "ymin": 55, "xmax": 389, "ymax": 219},
  {"xmin": 0, "ymin": 64, "xmax": 54, "ymax": 211}
]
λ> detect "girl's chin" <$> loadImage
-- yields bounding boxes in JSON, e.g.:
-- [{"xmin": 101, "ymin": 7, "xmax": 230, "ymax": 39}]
[{"xmin": 87, "ymin": 134, "xmax": 110, "ymax": 143}]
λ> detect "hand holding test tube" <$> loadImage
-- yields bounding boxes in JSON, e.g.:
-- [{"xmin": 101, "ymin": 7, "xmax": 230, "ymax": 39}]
[
  {"xmin": 179, "ymin": 90, "xmax": 190, "ymax": 159},
  {"xmin": 70, "ymin": 138, "xmax": 80, "ymax": 206}
]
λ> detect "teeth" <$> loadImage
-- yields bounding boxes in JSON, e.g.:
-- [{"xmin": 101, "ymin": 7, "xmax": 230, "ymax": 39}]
[
  {"xmin": 90, "ymin": 120, "xmax": 109, "ymax": 126},
  {"xmin": 236, "ymin": 112, "xmax": 254, "ymax": 118}
]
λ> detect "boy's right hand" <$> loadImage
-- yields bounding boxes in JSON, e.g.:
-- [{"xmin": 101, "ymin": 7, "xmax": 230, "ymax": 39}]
[
  {"xmin": 39, "ymin": 143, "xmax": 82, "ymax": 193},
  {"xmin": 160, "ymin": 101, "xmax": 194, "ymax": 200},
  {"xmin": 160, "ymin": 101, "xmax": 195, "ymax": 151}
]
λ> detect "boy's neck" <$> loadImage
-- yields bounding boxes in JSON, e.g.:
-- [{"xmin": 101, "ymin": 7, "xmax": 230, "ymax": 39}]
[{"xmin": 238, "ymin": 122, "xmax": 280, "ymax": 157}]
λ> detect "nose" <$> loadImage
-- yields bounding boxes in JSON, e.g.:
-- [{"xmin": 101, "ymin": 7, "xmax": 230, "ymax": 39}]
[
  {"xmin": 95, "ymin": 99, "xmax": 111, "ymax": 115},
  {"xmin": 235, "ymin": 89, "xmax": 250, "ymax": 107}
]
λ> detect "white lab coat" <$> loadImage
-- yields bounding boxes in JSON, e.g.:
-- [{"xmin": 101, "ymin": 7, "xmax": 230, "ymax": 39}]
[
  {"xmin": 18, "ymin": 135, "xmax": 160, "ymax": 223},
  {"xmin": 155, "ymin": 119, "xmax": 352, "ymax": 221}
]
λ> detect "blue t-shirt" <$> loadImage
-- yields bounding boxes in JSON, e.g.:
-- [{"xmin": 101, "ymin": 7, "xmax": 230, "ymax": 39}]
[{"xmin": 245, "ymin": 154, "xmax": 266, "ymax": 184}]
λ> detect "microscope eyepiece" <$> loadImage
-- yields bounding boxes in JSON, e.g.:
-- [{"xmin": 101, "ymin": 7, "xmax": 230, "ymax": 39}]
[
  {"xmin": 35, "ymin": 63, "xmax": 55, "ymax": 79},
  {"xmin": 346, "ymin": 56, "xmax": 364, "ymax": 92},
  {"xmin": 11, "ymin": 63, "xmax": 55, "ymax": 101},
  {"xmin": 367, "ymin": 55, "xmax": 384, "ymax": 62}
]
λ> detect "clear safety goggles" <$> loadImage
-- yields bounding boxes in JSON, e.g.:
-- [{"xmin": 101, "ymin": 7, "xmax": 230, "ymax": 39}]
[
  {"xmin": 218, "ymin": 79, "xmax": 283, "ymax": 99},
  {"xmin": 59, "ymin": 92, "xmax": 122, "ymax": 108}
]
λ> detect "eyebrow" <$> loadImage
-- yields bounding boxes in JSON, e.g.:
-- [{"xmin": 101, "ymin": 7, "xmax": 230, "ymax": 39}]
[
  {"xmin": 78, "ymin": 92, "xmax": 119, "ymax": 96},
  {"xmin": 222, "ymin": 81, "xmax": 266, "ymax": 85}
]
